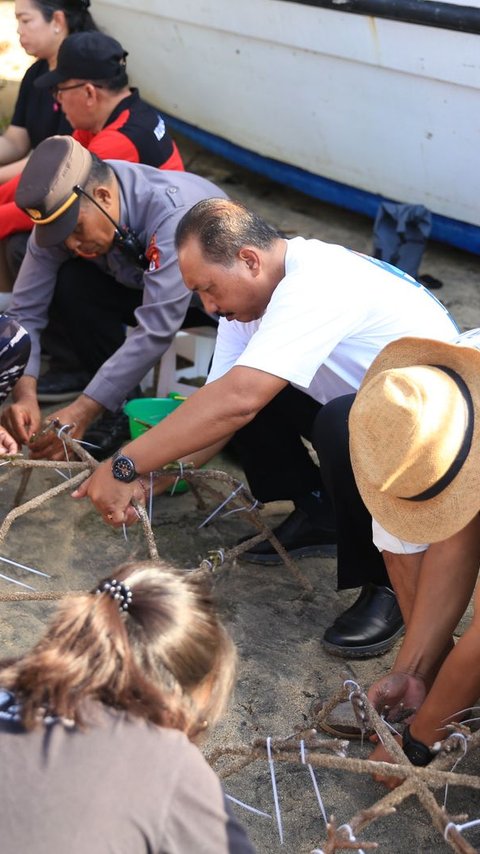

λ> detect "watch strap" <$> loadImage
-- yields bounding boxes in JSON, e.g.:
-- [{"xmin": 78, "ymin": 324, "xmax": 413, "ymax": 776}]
[{"xmin": 402, "ymin": 725, "xmax": 435, "ymax": 766}]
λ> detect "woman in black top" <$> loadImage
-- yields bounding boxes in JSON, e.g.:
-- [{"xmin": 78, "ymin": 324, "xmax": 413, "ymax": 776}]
[{"xmin": 0, "ymin": 0, "xmax": 97, "ymax": 186}]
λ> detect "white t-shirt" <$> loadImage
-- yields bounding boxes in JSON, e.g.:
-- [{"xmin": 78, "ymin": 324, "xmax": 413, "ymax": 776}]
[
  {"xmin": 207, "ymin": 237, "xmax": 457, "ymax": 404},
  {"xmin": 373, "ymin": 328, "xmax": 480, "ymax": 554}
]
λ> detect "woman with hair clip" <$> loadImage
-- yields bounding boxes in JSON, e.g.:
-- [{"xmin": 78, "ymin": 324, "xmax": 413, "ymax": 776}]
[
  {"xmin": 0, "ymin": 0, "xmax": 97, "ymax": 304},
  {"xmin": 0, "ymin": 562, "xmax": 254, "ymax": 853}
]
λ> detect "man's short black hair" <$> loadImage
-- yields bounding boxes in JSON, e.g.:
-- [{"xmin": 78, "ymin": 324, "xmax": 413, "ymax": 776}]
[{"xmin": 175, "ymin": 199, "xmax": 280, "ymax": 266}]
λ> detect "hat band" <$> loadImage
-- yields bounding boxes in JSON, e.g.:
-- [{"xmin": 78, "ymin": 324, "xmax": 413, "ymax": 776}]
[
  {"xmin": 30, "ymin": 191, "xmax": 78, "ymax": 226},
  {"xmin": 404, "ymin": 365, "xmax": 474, "ymax": 503}
]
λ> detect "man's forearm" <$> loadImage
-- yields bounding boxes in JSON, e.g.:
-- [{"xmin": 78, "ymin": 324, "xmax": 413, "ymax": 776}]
[
  {"xmin": 13, "ymin": 374, "xmax": 37, "ymax": 402},
  {"xmin": 19, "ymin": 393, "xmax": 105, "ymax": 461},
  {"xmin": 121, "ymin": 392, "xmax": 247, "ymax": 474},
  {"xmin": 410, "ymin": 612, "xmax": 480, "ymax": 744},
  {"xmin": 13, "ymin": 381, "xmax": 103, "ymax": 422},
  {"xmin": 383, "ymin": 549, "xmax": 424, "ymax": 625},
  {"xmin": 119, "ymin": 368, "xmax": 285, "ymax": 477},
  {"xmin": 61, "ymin": 394, "xmax": 104, "ymax": 425},
  {"xmin": 71, "ymin": 366, "xmax": 287, "ymax": 521},
  {"xmin": 391, "ymin": 517, "xmax": 480, "ymax": 687}
]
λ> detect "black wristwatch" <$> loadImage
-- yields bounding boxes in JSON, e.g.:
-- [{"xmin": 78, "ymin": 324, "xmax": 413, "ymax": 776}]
[
  {"xmin": 402, "ymin": 725, "xmax": 435, "ymax": 766},
  {"xmin": 111, "ymin": 450, "xmax": 138, "ymax": 483}
]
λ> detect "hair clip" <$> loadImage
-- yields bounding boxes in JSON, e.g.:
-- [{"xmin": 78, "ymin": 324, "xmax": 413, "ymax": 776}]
[{"xmin": 96, "ymin": 578, "xmax": 133, "ymax": 612}]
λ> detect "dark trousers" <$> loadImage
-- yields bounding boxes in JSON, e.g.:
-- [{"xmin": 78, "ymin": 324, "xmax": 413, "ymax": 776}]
[
  {"xmin": 42, "ymin": 258, "xmax": 141, "ymax": 376},
  {"xmin": 41, "ymin": 258, "xmax": 217, "ymax": 379},
  {"xmin": 231, "ymin": 384, "xmax": 323, "ymax": 502},
  {"xmin": 232, "ymin": 386, "xmax": 389, "ymax": 590},
  {"xmin": 312, "ymin": 394, "xmax": 389, "ymax": 589}
]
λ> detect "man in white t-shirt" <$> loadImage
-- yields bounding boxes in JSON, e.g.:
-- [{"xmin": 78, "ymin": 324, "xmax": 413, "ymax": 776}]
[{"xmin": 73, "ymin": 199, "xmax": 459, "ymax": 658}]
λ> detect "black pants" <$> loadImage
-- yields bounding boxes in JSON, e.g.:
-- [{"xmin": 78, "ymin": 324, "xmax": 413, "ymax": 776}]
[
  {"xmin": 230, "ymin": 384, "xmax": 323, "ymax": 502},
  {"xmin": 312, "ymin": 394, "xmax": 388, "ymax": 589},
  {"xmin": 41, "ymin": 258, "xmax": 217, "ymax": 379},
  {"xmin": 233, "ymin": 386, "xmax": 388, "ymax": 590}
]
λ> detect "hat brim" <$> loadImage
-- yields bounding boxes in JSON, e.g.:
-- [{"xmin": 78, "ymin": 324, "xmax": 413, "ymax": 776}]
[
  {"xmin": 34, "ymin": 196, "xmax": 81, "ymax": 249},
  {"xmin": 349, "ymin": 336, "xmax": 480, "ymax": 544},
  {"xmin": 34, "ymin": 68, "xmax": 65, "ymax": 89}
]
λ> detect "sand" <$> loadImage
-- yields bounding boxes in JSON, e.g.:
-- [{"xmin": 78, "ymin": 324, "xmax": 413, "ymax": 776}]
[{"xmin": 1, "ymin": 5, "xmax": 480, "ymax": 851}]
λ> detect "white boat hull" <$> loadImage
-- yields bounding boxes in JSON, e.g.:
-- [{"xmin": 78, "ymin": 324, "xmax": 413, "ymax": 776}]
[{"xmin": 93, "ymin": 0, "xmax": 480, "ymax": 252}]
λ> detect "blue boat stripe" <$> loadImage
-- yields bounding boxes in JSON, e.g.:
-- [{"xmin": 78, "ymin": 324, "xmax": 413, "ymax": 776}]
[{"xmin": 163, "ymin": 114, "xmax": 480, "ymax": 258}]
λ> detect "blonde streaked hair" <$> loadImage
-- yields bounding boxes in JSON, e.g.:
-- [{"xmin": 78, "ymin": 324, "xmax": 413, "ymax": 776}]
[{"xmin": 0, "ymin": 562, "xmax": 236, "ymax": 738}]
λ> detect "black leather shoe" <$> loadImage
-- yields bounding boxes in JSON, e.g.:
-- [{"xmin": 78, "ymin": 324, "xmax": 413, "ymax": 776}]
[
  {"xmin": 322, "ymin": 584, "xmax": 404, "ymax": 658},
  {"xmin": 37, "ymin": 369, "xmax": 91, "ymax": 402},
  {"xmin": 82, "ymin": 411, "xmax": 132, "ymax": 461},
  {"xmin": 239, "ymin": 507, "xmax": 337, "ymax": 564}
]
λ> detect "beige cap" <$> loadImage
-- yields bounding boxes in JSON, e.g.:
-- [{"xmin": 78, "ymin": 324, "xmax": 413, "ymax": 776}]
[{"xmin": 15, "ymin": 135, "xmax": 92, "ymax": 248}]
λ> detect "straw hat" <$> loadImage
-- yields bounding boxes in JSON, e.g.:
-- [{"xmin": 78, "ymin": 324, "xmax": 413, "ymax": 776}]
[{"xmin": 349, "ymin": 336, "xmax": 480, "ymax": 543}]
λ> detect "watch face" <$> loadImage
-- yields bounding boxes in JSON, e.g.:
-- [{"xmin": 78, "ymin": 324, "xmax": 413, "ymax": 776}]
[
  {"xmin": 112, "ymin": 454, "xmax": 136, "ymax": 483},
  {"xmin": 404, "ymin": 743, "xmax": 427, "ymax": 766}
]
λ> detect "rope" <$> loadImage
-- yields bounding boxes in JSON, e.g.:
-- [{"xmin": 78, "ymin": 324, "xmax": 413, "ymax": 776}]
[{"xmin": 0, "ymin": 590, "xmax": 85, "ymax": 603}]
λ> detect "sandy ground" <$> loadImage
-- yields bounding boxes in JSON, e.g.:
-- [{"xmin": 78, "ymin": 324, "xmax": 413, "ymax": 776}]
[{"xmin": 1, "ymin": 4, "xmax": 480, "ymax": 851}]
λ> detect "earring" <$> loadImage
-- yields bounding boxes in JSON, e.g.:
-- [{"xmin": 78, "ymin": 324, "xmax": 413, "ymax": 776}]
[{"xmin": 54, "ymin": 27, "xmax": 60, "ymax": 33}]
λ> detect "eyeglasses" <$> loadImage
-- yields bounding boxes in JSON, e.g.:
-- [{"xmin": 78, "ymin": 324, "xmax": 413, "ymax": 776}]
[{"xmin": 52, "ymin": 82, "xmax": 104, "ymax": 99}]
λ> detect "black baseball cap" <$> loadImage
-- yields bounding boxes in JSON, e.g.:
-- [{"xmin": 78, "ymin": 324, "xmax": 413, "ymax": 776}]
[
  {"xmin": 15, "ymin": 136, "xmax": 93, "ymax": 248},
  {"xmin": 35, "ymin": 31, "xmax": 128, "ymax": 89}
]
